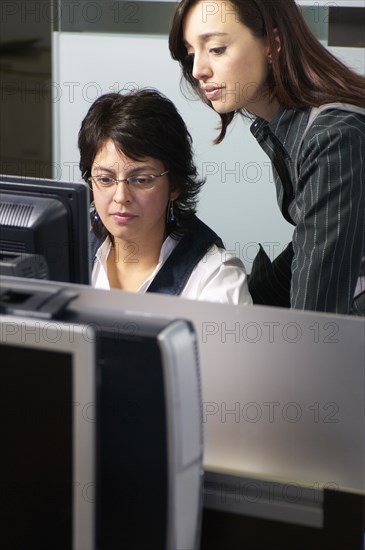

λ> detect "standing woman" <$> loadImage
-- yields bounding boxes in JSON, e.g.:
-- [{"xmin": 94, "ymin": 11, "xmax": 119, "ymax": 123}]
[{"xmin": 169, "ymin": 0, "xmax": 365, "ymax": 315}]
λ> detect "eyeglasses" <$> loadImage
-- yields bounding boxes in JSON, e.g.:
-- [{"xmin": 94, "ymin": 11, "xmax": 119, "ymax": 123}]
[{"xmin": 87, "ymin": 171, "xmax": 169, "ymax": 191}]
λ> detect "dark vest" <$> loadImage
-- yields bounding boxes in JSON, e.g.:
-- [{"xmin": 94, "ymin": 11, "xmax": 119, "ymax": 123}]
[{"xmin": 90, "ymin": 216, "xmax": 224, "ymax": 296}]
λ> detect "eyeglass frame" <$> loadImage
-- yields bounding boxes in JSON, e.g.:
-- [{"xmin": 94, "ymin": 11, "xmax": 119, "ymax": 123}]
[{"xmin": 86, "ymin": 170, "xmax": 169, "ymax": 191}]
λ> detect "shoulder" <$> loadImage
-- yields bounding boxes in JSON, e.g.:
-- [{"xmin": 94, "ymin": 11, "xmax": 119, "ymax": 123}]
[
  {"xmin": 198, "ymin": 244, "xmax": 246, "ymax": 271},
  {"xmin": 189, "ymin": 215, "xmax": 224, "ymax": 248},
  {"xmin": 298, "ymin": 107, "xmax": 365, "ymax": 165},
  {"xmin": 181, "ymin": 244, "xmax": 252, "ymax": 305},
  {"xmin": 307, "ymin": 106, "xmax": 365, "ymax": 141},
  {"xmin": 192, "ymin": 243, "xmax": 249, "ymax": 294}
]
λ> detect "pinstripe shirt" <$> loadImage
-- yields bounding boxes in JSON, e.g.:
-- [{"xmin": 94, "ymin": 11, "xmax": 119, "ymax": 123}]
[{"xmin": 251, "ymin": 105, "xmax": 365, "ymax": 315}]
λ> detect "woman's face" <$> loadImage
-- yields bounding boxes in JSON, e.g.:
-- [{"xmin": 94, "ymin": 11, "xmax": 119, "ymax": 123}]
[
  {"xmin": 183, "ymin": 0, "xmax": 277, "ymax": 119},
  {"xmin": 91, "ymin": 139, "xmax": 177, "ymax": 246}
]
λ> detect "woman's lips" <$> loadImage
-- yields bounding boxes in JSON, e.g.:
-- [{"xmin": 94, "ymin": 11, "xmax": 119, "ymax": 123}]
[
  {"xmin": 204, "ymin": 86, "xmax": 224, "ymax": 101},
  {"xmin": 111, "ymin": 212, "xmax": 137, "ymax": 223}
]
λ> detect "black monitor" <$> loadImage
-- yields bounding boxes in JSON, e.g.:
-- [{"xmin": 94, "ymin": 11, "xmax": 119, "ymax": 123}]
[
  {"xmin": 0, "ymin": 275, "xmax": 203, "ymax": 550},
  {"xmin": 0, "ymin": 174, "xmax": 91, "ymax": 284}
]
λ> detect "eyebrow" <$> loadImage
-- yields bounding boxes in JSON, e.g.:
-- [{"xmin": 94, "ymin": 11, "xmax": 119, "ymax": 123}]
[
  {"xmin": 93, "ymin": 164, "xmax": 158, "ymax": 174},
  {"xmin": 184, "ymin": 32, "xmax": 229, "ymax": 47}
]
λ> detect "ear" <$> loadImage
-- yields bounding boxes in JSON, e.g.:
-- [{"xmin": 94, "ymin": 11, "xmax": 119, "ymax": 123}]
[
  {"xmin": 266, "ymin": 28, "xmax": 281, "ymax": 60},
  {"xmin": 170, "ymin": 188, "xmax": 180, "ymax": 201},
  {"xmin": 273, "ymin": 29, "xmax": 281, "ymax": 53}
]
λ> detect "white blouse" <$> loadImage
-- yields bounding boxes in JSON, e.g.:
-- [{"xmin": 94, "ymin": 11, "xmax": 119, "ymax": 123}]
[{"xmin": 92, "ymin": 235, "xmax": 252, "ymax": 306}]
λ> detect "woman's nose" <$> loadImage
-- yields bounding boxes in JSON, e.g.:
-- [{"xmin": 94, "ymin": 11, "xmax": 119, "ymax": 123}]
[
  {"xmin": 192, "ymin": 53, "xmax": 213, "ymax": 81},
  {"xmin": 112, "ymin": 181, "xmax": 132, "ymax": 203}
]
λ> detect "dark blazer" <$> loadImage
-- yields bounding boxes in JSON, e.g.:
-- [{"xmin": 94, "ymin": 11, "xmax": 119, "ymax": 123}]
[{"xmin": 250, "ymin": 104, "xmax": 365, "ymax": 315}]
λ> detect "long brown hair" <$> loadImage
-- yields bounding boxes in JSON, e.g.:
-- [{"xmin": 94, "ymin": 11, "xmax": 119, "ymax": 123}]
[{"xmin": 169, "ymin": 0, "xmax": 365, "ymax": 143}]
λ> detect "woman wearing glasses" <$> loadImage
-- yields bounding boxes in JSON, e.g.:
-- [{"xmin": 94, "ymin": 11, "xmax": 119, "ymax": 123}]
[
  {"xmin": 169, "ymin": 0, "xmax": 365, "ymax": 315},
  {"xmin": 78, "ymin": 88, "xmax": 251, "ymax": 304}
]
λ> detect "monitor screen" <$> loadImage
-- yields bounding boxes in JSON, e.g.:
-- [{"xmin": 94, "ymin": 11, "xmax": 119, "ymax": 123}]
[{"xmin": 0, "ymin": 174, "xmax": 91, "ymax": 284}]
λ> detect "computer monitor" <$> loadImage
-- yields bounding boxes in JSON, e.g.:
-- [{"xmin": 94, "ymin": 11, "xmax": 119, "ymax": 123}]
[
  {"xmin": 0, "ymin": 317, "xmax": 95, "ymax": 549},
  {"xmin": 0, "ymin": 174, "xmax": 91, "ymax": 284},
  {"xmin": 0, "ymin": 275, "xmax": 203, "ymax": 550}
]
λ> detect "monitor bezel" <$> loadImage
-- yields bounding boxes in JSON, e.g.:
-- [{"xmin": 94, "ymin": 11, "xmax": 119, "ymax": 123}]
[{"xmin": 0, "ymin": 173, "xmax": 91, "ymax": 284}]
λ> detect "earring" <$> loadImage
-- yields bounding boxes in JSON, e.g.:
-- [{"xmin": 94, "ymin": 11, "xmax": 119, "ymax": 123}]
[
  {"xmin": 268, "ymin": 57, "xmax": 272, "ymax": 66},
  {"xmin": 90, "ymin": 202, "xmax": 100, "ymax": 223},
  {"xmin": 167, "ymin": 199, "xmax": 175, "ymax": 223}
]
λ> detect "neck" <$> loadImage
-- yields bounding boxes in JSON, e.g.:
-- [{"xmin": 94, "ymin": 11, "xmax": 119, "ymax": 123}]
[
  {"xmin": 253, "ymin": 97, "xmax": 281, "ymax": 122},
  {"xmin": 112, "ymin": 232, "xmax": 166, "ymax": 271},
  {"xmin": 106, "ymin": 233, "xmax": 167, "ymax": 291}
]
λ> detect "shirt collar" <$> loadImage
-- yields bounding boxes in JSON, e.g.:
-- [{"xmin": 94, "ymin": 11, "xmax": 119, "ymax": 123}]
[
  {"xmin": 250, "ymin": 107, "xmax": 311, "ymax": 161},
  {"xmin": 94, "ymin": 234, "xmax": 180, "ymax": 292}
]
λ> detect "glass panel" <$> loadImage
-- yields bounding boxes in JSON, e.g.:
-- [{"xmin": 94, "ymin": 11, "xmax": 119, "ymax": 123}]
[
  {"xmin": 301, "ymin": 5, "xmax": 364, "ymax": 47},
  {"xmin": 54, "ymin": 0, "xmax": 177, "ymax": 34},
  {"xmin": 301, "ymin": 6, "xmax": 329, "ymax": 45},
  {"xmin": 54, "ymin": 1, "xmax": 364, "ymax": 49},
  {"xmin": 328, "ymin": 7, "xmax": 365, "ymax": 47}
]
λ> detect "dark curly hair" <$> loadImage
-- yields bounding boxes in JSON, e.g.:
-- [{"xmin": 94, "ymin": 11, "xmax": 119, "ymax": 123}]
[{"xmin": 78, "ymin": 87, "xmax": 204, "ymax": 239}]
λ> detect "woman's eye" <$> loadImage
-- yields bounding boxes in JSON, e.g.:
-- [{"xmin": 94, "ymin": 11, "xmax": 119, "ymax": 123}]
[
  {"xmin": 129, "ymin": 176, "xmax": 152, "ymax": 185},
  {"xmin": 209, "ymin": 47, "xmax": 226, "ymax": 55},
  {"xmin": 98, "ymin": 176, "xmax": 114, "ymax": 184},
  {"xmin": 185, "ymin": 52, "xmax": 194, "ymax": 64}
]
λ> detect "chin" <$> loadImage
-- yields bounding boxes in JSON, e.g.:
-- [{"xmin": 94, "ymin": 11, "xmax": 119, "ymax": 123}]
[{"xmin": 211, "ymin": 101, "xmax": 236, "ymax": 114}]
